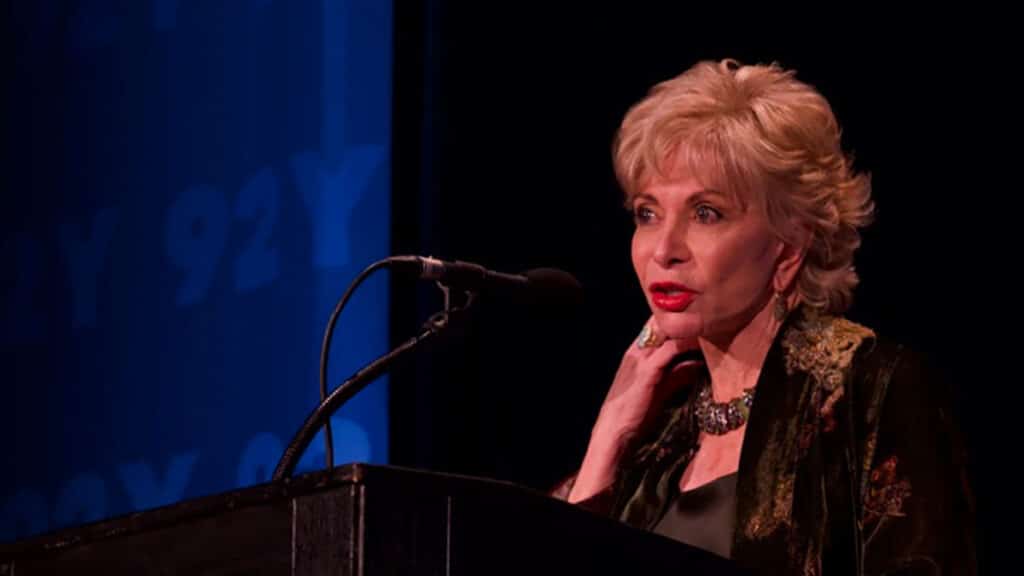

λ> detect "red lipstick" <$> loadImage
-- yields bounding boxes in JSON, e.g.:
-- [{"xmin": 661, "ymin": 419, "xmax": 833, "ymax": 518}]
[{"xmin": 649, "ymin": 282, "xmax": 696, "ymax": 312}]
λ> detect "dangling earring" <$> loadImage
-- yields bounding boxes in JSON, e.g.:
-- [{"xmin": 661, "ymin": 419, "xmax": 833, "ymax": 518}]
[{"xmin": 773, "ymin": 292, "xmax": 790, "ymax": 322}]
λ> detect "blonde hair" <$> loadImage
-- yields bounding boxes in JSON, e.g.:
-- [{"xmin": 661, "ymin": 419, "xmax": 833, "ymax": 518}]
[{"xmin": 613, "ymin": 59, "xmax": 874, "ymax": 315}]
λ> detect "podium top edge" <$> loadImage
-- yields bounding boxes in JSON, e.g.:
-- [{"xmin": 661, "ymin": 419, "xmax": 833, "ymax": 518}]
[{"xmin": 0, "ymin": 463, "xmax": 543, "ymax": 557}]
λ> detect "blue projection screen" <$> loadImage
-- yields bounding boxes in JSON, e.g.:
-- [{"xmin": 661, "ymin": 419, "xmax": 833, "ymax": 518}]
[{"xmin": 3, "ymin": 0, "xmax": 392, "ymax": 541}]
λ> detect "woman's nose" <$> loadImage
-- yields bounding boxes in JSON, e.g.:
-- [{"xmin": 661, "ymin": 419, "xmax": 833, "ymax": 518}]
[{"xmin": 652, "ymin": 222, "xmax": 691, "ymax": 268}]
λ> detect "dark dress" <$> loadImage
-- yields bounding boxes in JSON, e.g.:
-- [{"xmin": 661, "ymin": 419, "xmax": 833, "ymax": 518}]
[
  {"xmin": 652, "ymin": 472, "xmax": 738, "ymax": 559},
  {"xmin": 551, "ymin": 306, "xmax": 977, "ymax": 575}
]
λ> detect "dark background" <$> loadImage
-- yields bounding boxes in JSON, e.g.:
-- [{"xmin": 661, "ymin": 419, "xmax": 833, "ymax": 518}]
[{"xmin": 391, "ymin": 5, "xmax": 1011, "ymax": 572}]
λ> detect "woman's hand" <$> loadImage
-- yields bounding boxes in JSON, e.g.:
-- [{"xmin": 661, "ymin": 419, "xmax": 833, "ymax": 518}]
[{"xmin": 568, "ymin": 318, "xmax": 699, "ymax": 503}]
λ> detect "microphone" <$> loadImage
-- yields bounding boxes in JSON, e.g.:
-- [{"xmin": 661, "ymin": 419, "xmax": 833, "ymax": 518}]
[
  {"xmin": 392, "ymin": 255, "xmax": 583, "ymax": 309},
  {"xmin": 278, "ymin": 256, "xmax": 583, "ymax": 480}
]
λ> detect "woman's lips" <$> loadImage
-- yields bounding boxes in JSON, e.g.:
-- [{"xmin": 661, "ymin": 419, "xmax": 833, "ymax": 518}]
[{"xmin": 649, "ymin": 282, "xmax": 696, "ymax": 312}]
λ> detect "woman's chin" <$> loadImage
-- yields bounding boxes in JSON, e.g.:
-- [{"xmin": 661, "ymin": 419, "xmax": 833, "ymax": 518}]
[{"xmin": 652, "ymin": 311, "xmax": 703, "ymax": 341}]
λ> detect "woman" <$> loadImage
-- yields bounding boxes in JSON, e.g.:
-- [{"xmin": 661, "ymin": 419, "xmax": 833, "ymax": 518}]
[{"xmin": 551, "ymin": 59, "xmax": 976, "ymax": 575}]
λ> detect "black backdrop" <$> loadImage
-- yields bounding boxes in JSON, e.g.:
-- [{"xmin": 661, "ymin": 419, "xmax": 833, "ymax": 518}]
[{"xmin": 390, "ymin": 5, "xmax": 1008, "ymax": 570}]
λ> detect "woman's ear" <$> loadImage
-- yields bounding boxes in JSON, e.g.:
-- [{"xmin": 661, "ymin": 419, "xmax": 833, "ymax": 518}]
[{"xmin": 773, "ymin": 227, "xmax": 811, "ymax": 294}]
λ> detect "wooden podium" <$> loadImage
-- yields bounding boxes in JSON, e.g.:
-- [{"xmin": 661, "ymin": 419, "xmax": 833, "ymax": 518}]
[{"xmin": 0, "ymin": 463, "xmax": 747, "ymax": 575}]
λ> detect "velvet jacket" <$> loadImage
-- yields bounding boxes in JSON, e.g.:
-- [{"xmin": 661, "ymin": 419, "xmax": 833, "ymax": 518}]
[{"xmin": 552, "ymin": 308, "xmax": 977, "ymax": 575}]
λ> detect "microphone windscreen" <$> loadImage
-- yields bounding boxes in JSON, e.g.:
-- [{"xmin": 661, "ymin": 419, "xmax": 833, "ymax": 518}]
[{"xmin": 522, "ymin": 267, "xmax": 583, "ymax": 313}]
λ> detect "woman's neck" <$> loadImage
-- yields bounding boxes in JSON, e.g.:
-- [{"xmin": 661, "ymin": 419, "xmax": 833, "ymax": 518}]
[{"xmin": 698, "ymin": 299, "xmax": 787, "ymax": 401}]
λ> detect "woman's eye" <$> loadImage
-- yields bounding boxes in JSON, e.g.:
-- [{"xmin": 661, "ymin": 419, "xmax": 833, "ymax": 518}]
[
  {"xmin": 633, "ymin": 206, "xmax": 655, "ymax": 224},
  {"xmin": 695, "ymin": 204, "xmax": 723, "ymax": 224}
]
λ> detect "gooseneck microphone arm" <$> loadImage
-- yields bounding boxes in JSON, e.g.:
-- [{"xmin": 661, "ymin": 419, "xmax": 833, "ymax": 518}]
[
  {"xmin": 317, "ymin": 256, "xmax": 418, "ymax": 469},
  {"xmin": 276, "ymin": 290, "xmax": 476, "ymax": 482},
  {"xmin": 291, "ymin": 254, "xmax": 581, "ymax": 481}
]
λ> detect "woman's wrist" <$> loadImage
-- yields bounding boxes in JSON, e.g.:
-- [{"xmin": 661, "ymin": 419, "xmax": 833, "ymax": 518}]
[{"xmin": 568, "ymin": 430, "xmax": 631, "ymax": 503}]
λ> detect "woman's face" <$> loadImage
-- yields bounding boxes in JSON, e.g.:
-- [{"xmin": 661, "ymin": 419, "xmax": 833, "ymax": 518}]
[{"xmin": 630, "ymin": 171, "xmax": 788, "ymax": 343}]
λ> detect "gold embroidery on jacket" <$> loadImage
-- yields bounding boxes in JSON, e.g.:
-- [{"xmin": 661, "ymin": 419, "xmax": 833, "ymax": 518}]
[
  {"xmin": 744, "ymin": 313, "xmax": 875, "ymax": 540},
  {"xmin": 782, "ymin": 314, "xmax": 876, "ymax": 393}
]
